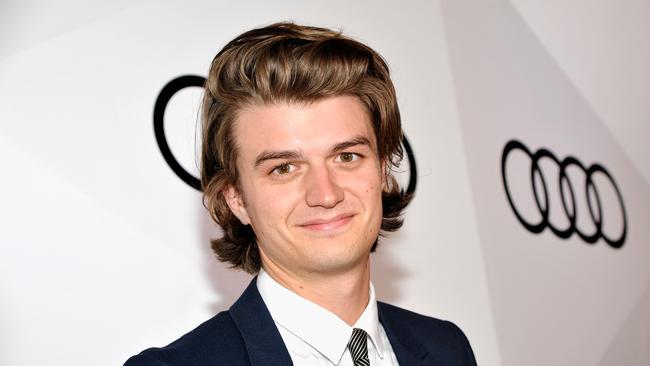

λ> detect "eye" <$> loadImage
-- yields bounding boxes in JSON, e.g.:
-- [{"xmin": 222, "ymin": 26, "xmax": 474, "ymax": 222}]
[
  {"xmin": 271, "ymin": 163, "xmax": 295, "ymax": 175},
  {"xmin": 337, "ymin": 152, "xmax": 360, "ymax": 163}
]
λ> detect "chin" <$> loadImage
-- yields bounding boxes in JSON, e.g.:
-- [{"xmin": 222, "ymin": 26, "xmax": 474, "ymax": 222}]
[
  {"xmin": 304, "ymin": 257, "xmax": 367, "ymax": 275},
  {"xmin": 303, "ymin": 241, "xmax": 372, "ymax": 273}
]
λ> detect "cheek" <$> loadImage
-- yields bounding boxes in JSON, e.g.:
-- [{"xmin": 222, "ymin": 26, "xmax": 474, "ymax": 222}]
[
  {"xmin": 352, "ymin": 176, "xmax": 384, "ymax": 215},
  {"xmin": 361, "ymin": 169, "xmax": 384, "ymax": 197},
  {"xmin": 244, "ymin": 183, "xmax": 299, "ymax": 229}
]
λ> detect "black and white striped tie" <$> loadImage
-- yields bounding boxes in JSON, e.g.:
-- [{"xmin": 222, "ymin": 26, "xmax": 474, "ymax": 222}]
[{"xmin": 347, "ymin": 328, "xmax": 370, "ymax": 366}]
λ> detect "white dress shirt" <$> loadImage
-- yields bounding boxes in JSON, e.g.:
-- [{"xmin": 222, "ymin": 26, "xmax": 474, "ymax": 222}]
[{"xmin": 257, "ymin": 269, "xmax": 400, "ymax": 366}]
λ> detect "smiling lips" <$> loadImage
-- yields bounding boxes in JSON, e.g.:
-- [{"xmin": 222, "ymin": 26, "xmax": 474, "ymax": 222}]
[{"xmin": 299, "ymin": 214, "xmax": 355, "ymax": 231}]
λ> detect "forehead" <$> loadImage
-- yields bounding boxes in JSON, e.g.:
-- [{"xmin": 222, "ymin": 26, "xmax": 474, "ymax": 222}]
[{"xmin": 233, "ymin": 95, "xmax": 377, "ymax": 161}]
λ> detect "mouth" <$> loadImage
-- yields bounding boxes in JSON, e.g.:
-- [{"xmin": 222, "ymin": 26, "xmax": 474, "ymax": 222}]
[{"xmin": 298, "ymin": 213, "xmax": 355, "ymax": 232}]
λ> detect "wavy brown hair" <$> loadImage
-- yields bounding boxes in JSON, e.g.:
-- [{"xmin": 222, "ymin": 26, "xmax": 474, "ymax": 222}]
[{"xmin": 201, "ymin": 22, "xmax": 412, "ymax": 273}]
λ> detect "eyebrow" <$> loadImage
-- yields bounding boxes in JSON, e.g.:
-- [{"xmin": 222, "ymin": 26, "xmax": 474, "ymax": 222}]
[
  {"xmin": 253, "ymin": 135, "xmax": 373, "ymax": 168},
  {"xmin": 330, "ymin": 136, "xmax": 371, "ymax": 153},
  {"xmin": 254, "ymin": 150, "xmax": 303, "ymax": 168}
]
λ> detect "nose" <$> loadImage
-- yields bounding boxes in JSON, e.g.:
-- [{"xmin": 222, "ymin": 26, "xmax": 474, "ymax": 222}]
[{"xmin": 305, "ymin": 164, "xmax": 344, "ymax": 208}]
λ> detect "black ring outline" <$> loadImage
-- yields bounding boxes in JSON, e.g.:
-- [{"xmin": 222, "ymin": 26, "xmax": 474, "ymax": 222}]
[
  {"xmin": 558, "ymin": 157, "xmax": 578, "ymax": 238},
  {"xmin": 501, "ymin": 139, "xmax": 627, "ymax": 248},
  {"xmin": 588, "ymin": 163, "xmax": 627, "ymax": 248},
  {"xmin": 153, "ymin": 75, "xmax": 206, "ymax": 191},
  {"xmin": 402, "ymin": 135, "xmax": 417, "ymax": 196},
  {"xmin": 562, "ymin": 157, "xmax": 599, "ymax": 243},
  {"xmin": 154, "ymin": 75, "xmax": 418, "ymax": 197},
  {"xmin": 532, "ymin": 148, "xmax": 571, "ymax": 238}
]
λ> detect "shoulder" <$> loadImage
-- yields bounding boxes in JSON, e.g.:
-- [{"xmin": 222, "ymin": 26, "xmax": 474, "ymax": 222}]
[
  {"xmin": 123, "ymin": 310, "xmax": 249, "ymax": 366},
  {"xmin": 378, "ymin": 302, "xmax": 477, "ymax": 365}
]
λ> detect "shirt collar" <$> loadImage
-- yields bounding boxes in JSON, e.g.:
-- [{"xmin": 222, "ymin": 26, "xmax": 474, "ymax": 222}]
[
  {"xmin": 352, "ymin": 283, "xmax": 387, "ymax": 360},
  {"xmin": 256, "ymin": 269, "xmax": 387, "ymax": 364}
]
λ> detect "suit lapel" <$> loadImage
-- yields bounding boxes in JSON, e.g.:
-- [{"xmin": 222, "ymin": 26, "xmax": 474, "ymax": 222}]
[
  {"xmin": 378, "ymin": 302, "xmax": 431, "ymax": 365},
  {"xmin": 229, "ymin": 277, "xmax": 293, "ymax": 366},
  {"xmin": 229, "ymin": 279, "xmax": 435, "ymax": 366}
]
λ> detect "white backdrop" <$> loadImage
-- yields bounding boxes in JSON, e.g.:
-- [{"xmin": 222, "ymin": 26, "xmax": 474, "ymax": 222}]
[{"xmin": 1, "ymin": 1, "xmax": 648, "ymax": 365}]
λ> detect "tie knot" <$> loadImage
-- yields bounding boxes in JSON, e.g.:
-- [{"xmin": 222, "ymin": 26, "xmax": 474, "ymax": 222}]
[{"xmin": 347, "ymin": 328, "xmax": 370, "ymax": 365}]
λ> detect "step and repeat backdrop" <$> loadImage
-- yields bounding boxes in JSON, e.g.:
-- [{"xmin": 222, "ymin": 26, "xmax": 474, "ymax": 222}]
[{"xmin": 1, "ymin": 0, "xmax": 648, "ymax": 365}]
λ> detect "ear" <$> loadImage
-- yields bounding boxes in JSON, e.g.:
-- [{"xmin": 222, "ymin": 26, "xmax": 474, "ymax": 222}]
[{"xmin": 222, "ymin": 184, "xmax": 251, "ymax": 225}]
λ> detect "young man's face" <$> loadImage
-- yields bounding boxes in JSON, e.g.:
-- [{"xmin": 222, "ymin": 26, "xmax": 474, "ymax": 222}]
[{"xmin": 224, "ymin": 95, "xmax": 385, "ymax": 277}]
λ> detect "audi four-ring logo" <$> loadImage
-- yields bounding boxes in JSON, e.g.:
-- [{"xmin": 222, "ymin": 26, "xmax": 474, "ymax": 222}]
[
  {"xmin": 501, "ymin": 140, "xmax": 627, "ymax": 248},
  {"xmin": 153, "ymin": 75, "xmax": 418, "ymax": 195}
]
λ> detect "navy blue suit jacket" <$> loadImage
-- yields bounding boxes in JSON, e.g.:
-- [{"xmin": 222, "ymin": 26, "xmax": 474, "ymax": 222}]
[{"xmin": 125, "ymin": 278, "xmax": 477, "ymax": 365}]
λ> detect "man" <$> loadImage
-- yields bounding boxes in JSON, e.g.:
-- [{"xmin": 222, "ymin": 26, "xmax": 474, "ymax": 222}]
[{"xmin": 126, "ymin": 22, "xmax": 477, "ymax": 365}]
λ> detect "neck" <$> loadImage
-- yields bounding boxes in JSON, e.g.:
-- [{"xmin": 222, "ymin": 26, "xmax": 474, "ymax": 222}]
[{"xmin": 261, "ymin": 258, "xmax": 371, "ymax": 326}]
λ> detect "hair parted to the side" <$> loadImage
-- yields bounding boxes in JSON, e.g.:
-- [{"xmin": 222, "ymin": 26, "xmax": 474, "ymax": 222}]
[{"xmin": 201, "ymin": 22, "xmax": 412, "ymax": 274}]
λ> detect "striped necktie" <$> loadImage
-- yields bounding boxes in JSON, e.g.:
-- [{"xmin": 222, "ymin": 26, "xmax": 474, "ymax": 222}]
[{"xmin": 347, "ymin": 328, "xmax": 370, "ymax": 366}]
